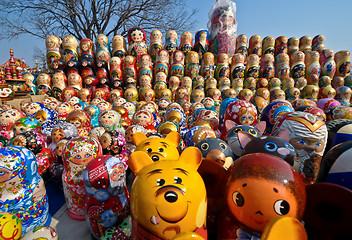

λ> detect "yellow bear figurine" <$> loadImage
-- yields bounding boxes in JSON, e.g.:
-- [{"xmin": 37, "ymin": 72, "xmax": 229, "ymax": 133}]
[
  {"xmin": 133, "ymin": 131, "xmax": 180, "ymax": 161},
  {"xmin": 128, "ymin": 147, "xmax": 207, "ymax": 240}
]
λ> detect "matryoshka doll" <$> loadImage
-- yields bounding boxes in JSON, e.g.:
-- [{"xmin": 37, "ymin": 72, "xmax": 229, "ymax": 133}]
[
  {"xmin": 62, "ymin": 35, "xmax": 79, "ymax": 63},
  {"xmin": 11, "ymin": 117, "xmax": 43, "ymax": 141},
  {"xmin": 78, "ymin": 88, "xmax": 92, "ymax": 104},
  {"xmin": 98, "ymin": 110, "xmax": 124, "ymax": 133},
  {"xmin": 285, "ymin": 87, "xmax": 301, "ymax": 102},
  {"xmin": 139, "ymin": 88, "xmax": 155, "ymax": 102},
  {"xmin": 170, "ymin": 50, "xmax": 185, "ymax": 79},
  {"xmin": 52, "ymin": 72, "xmax": 67, "ymax": 101},
  {"xmin": 318, "ymin": 86, "xmax": 336, "ymax": 100},
  {"xmin": 193, "ymin": 29, "xmax": 210, "ymax": 62},
  {"xmin": 319, "ymin": 49, "xmax": 336, "ymax": 79},
  {"xmin": 230, "ymin": 53, "xmax": 245, "ymax": 80},
  {"xmin": 23, "ymin": 102, "xmax": 44, "ymax": 117},
  {"xmin": 262, "ymin": 36, "xmax": 275, "ymax": 55},
  {"xmin": 97, "ymin": 101, "xmax": 112, "ymax": 112},
  {"xmin": 148, "ymin": 29, "xmax": 163, "ymax": 63},
  {"xmin": 96, "ymin": 33, "xmax": 111, "ymax": 63},
  {"xmin": 132, "ymin": 110, "xmax": 156, "ymax": 132},
  {"xmin": 46, "ymin": 35, "xmax": 62, "ymax": 69},
  {"xmin": 335, "ymin": 86, "xmax": 352, "ymax": 106},
  {"xmin": 109, "ymin": 57, "xmax": 123, "ymax": 84},
  {"xmin": 48, "ymin": 122, "xmax": 79, "ymax": 151},
  {"xmin": 239, "ymin": 89, "xmax": 254, "ymax": 102},
  {"xmin": 23, "ymin": 73, "xmax": 36, "ymax": 95},
  {"xmin": 99, "ymin": 130, "xmax": 129, "ymax": 161},
  {"xmin": 334, "ymin": 50, "xmax": 351, "ymax": 79},
  {"xmin": 66, "ymin": 110, "xmax": 92, "ymax": 136},
  {"xmin": 274, "ymin": 36, "xmax": 288, "ymax": 57},
  {"xmin": 215, "ymin": 53, "xmax": 230, "ymax": 80},
  {"xmin": 256, "ymin": 88, "xmax": 270, "ymax": 103},
  {"xmin": 219, "ymin": 77, "xmax": 231, "ymax": 92},
  {"xmin": 154, "ymin": 50, "xmax": 169, "ymax": 77},
  {"xmin": 83, "ymin": 105, "xmax": 101, "ymax": 128},
  {"xmin": 191, "ymin": 89, "xmax": 205, "ymax": 104},
  {"xmin": 62, "ymin": 87, "xmax": 77, "ymax": 103},
  {"xmin": 36, "ymin": 73, "xmax": 52, "ymax": 96},
  {"xmin": 305, "ymin": 51, "xmax": 321, "ymax": 86},
  {"xmin": 112, "ymin": 35, "xmax": 127, "ymax": 59},
  {"xmin": 52, "ymin": 58, "xmax": 66, "ymax": 74},
  {"xmin": 186, "ymin": 51, "xmax": 199, "ymax": 79},
  {"xmin": 175, "ymin": 86, "xmax": 190, "ymax": 103},
  {"xmin": 34, "ymin": 107, "xmax": 59, "ymax": 136},
  {"xmin": 200, "ymin": 52, "xmax": 215, "ymax": 80},
  {"xmin": 223, "ymin": 153, "xmax": 306, "ymax": 239},
  {"xmin": 245, "ymin": 54, "xmax": 260, "ymax": 79},
  {"xmin": 62, "ymin": 136, "xmax": 102, "ymax": 220},
  {"xmin": 80, "ymin": 38, "xmax": 95, "ymax": 63},
  {"xmin": 96, "ymin": 60, "xmax": 109, "ymax": 80},
  {"xmin": 0, "ymin": 109, "xmax": 25, "ymax": 139},
  {"xmin": 56, "ymin": 102, "xmax": 74, "ymax": 122},
  {"xmin": 138, "ymin": 54, "xmax": 153, "ymax": 81},
  {"xmin": 235, "ymin": 34, "xmax": 248, "ymax": 58},
  {"xmin": 259, "ymin": 53, "xmax": 275, "ymax": 79},
  {"xmin": 165, "ymin": 30, "xmax": 178, "ymax": 60},
  {"xmin": 0, "ymin": 146, "xmax": 51, "ymax": 235},
  {"xmin": 67, "ymin": 72, "xmax": 83, "ymax": 91},
  {"xmin": 275, "ymin": 53, "xmax": 290, "ymax": 80},
  {"xmin": 248, "ymin": 34, "xmax": 262, "ymax": 57},
  {"xmin": 312, "ymin": 34, "xmax": 325, "ymax": 52},
  {"xmin": 288, "ymin": 37, "xmax": 300, "ymax": 58},
  {"xmin": 123, "ymin": 55, "xmax": 137, "ymax": 82},
  {"xmin": 299, "ymin": 35, "xmax": 312, "ymax": 53},
  {"xmin": 83, "ymin": 155, "xmax": 130, "ymax": 239},
  {"xmin": 127, "ymin": 26, "xmax": 148, "ymax": 59},
  {"xmin": 290, "ymin": 51, "xmax": 306, "ymax": 80},
  {"xmin": 179, "ymin": 31, "xmax": 193, "ymax": 56}
]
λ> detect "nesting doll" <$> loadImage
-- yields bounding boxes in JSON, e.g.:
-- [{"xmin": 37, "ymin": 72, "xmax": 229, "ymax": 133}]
[
  {"xmin": 62, "ymin": 35, "xmax": 79, "ymax": 63},
  {"xmin": 48, "ymin": 122, "xmax": 79, "ymax": 151},
  {"xmin": 46, "ymin": 35, "xmax": 62, "ymax": 69},
  {"xmin": 165, "ymin": 30, "xmax": 179, "ymax": 59},
  {"xmin": 127, "ymin": 26, "xmax": 148, "ymax": 59},
  {"xmin": 232, "ymin": 78, "xmax": 243, "ymax": 95},
  {"xmin": 154, "ymin": 49, "xmax": 169, "ymax": 77},
  {"xmin": 122, "ymin": 55, "xmax": 137, "ymax": 82},
  {"xmin": 191, "ymin": 89, "xmax": 205, "ymax": 104},
  {"xmin": 146, "ymin": 29, "xmax": 163, "ymax": 63},
  {"xmin": 335, "ymin": 86, "xmax": 352, "ymax": 106},
  {"xmin": 272, "ymin": 112, "xmax": 328, "ymax": 184},
  {"xmin": 80, "ymin": 38, "xmax": 95, "ymax": 63},
  {"xmin": 62, "ymin": 136, "xmax": 102, "ymax": 220},
  {"xmin": 96, "ymin": 34, "xmax": 111, "ymax": 63},
  {"xmin": 179, "ymin": 31, "xmax": 193, "ymax": 56},
  {"xmin": 239, "ymin": 89, "xmax": 254, "ymax": 102},
  {"xmin": 245, "ymin": 54, "xmax": 260, "ymax": 79},
  {"xmin": 285, "ymin": 87, "xmax": 301, "ymax": 102},
  {"xmin": 275, "ymin": 53, "xmax": 290, "ymax": 80},
  {"xmin": 299, "ymin": 36, "xmax": 312, "ymax": 53},
  {"xmin": 34, "ymin": 107, "xmax": 59, "ymax": 136},
  {"xmin": 262, "ymin": 36, "xmax": 275, "ymax": 55},
  {"xmin": 219, "ymin": 77, "xmax": 231, "ymax": 92},
  {"xmin": 170, "ymin": 50, "xmax": 185, "ymax": 79},
  {"xmin": 260, "ymin": 54, "xmax": 275, "ymax": 79},
  {"xmin": 51, "ymin": 72, "xmax": 67, "ymax": 101},
  {"xmin": 66, "ymin": 110, "xmax": 92, "ymax": 136},
  {"xmin": 0, "ymin": 109, "xmax": 25, "ymax": 140},
  {"xmin": 334, "ymin": 50, "xmax": 351, "ymax": 78},
  {"xmin": 230, "ymin": 53, "xmax": 245, "ymax": 80},
  {"xmin": 139, "ymin": 88, "xmax": 155, "ymax": 102},
  {"xmin": 200, "ymin": 52, "xmax": 215, "ymax": 80},
  {"xmin": 96, "ymin": 60, "xmax": 109, "ymax": 80},
  {"xmin": 84, "ymin": 155, "xmax": 130, "ymax": 239},
  {"xmin": 52, "ymin": 58, "xmax": 66, "ymax": 74},
  {"xmin": 312, "ymin": 34, "xmax": 325, "ymax": 52},
  {"xmin": 56, "ymin": 102, "xmax": 74, "ymax": 122},
  {"xmin": 99, "ymin": 131, "xmax": 129, "ymax": 161},
  {"xmin": 0, "ymin": 146, "xmax": 51, "ymax": 234},
  {"xmin": 36, "ymin": 73, "xmax": 52, "ymax": 96},
  {"xmin": 235, "ymin": 34, "xmax": 248, "ymax": 58},
  {"xmin": 305, "ymin": 51, "xmax": 321, "ymax": 86},
  {"xmin": 194, "ymin": 29, "xmax": 210, "ymax": 62},
  {"xmin": 109, "ymin": 57, "xmax": 122, "ymax": 82},
  {"xmin": 185, "ymin": 51, "xmax": 199, "ymax": 79},
  {"xmin": 274, "ymin": 36, "xmax": 288, "ymax": 57},
  {"xmin": 214, "ymin": 53, "xmax": 230, "ymax": 80},
  {"xmin": 248, "ymin": 34, "xmax": 262, "ymax": 57},
  {"xmin": 98, "ymin": 110, "xmax": 123, "ymax": 133},
  {"xmin": 319, "ymin": 49, "xmax": 336, "ymax": 79},
  {"xmin": 67, "ymin": 72, "xmax": 83, "ymax": 91},
  {"xmin": 291, "ymin": 51, "xmax": 306, "ymax": 80},
  {"xmin": 112, "ymin": 35, "xmax": 127, "ymax": 59},
  {"xmin": 11, "ymin": 117, "xmax": 42, "ymax": 139},
  {"xmin": 132, "ymin": 110, "xmax": 156, "ymax": 132},
  {"xmin": 318, "ymin": 86, "xmax": 336, "ymax": 100},
  {"xmin": 288, "ymin": 37, "xmax": 300, "ymax": 58},
  {"xmin": 23, "ymin": 73, "xmax": 36, "ymax": 95}
]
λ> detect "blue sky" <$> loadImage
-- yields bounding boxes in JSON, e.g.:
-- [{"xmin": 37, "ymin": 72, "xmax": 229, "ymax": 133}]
[{"xmin": 1, "ymin": 0, "xmax": 351, "ymax": 67}]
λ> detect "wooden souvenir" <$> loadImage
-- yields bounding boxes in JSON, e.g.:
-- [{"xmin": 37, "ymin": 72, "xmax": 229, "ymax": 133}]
[
  {"xmin": 112, "ymin": 35, "xmax": 127, "ymax": 59},
  {"xmin": 84, "ymin": 75, "xmax": 99, "ymax": 93},
  {"xmin": 318, "ymin": 86, "xmax": 336, "ymax": 100},
  {"xmin": 80, "ymin": 58, "xmax": 95, "ymax": 81},
  {"xmin": 205, "ymin": 77, "xmax": 217, "ymax": 91},
  {"xmin": 96, "ymin": 34, "xmax": 111, "ymax": 63},
  {"xmin": 200, "ymin": 52, "xmax": 215, "ymax": 80},
  {"xmin": 288, "ymin": 37, "xmax": 300, "ymax": 58},
  {"xmin": 46, "ymin": 35, "xmax": 62, "ymax": 69},
  {"xmin": 23, "ymin": 73, "xmax": 36, "ymax": 95},
  {"xmin": 127, "ymin": 27, "xmax": 148, "ymax": 59},
  {"xmin": 248, "ymin": 34, "xmax": 262, "ymax": 57},
  {"xmin": 319, "ymin": 49, "xmax": 336, "ymax": 79},
  {"xmin": 260, "ymin": 53, "xmax": 275, "ymax": 79},
  {"xmin": 256, "ymin": 77, "xmax": 269, "ymax": 89},
  {"xmin": 154, "ymin": 49, "xmax": 169, "ymax": 77},
  {"xmin": 219, "ymin": 77, "xmax": 231, "ymax": 92},
  {"xmin": 238, "ymin": 89, "xmax": 253, "ymax": 102},
  {"xmin": 139, "ymin": 88, "xmax": 155, "ymax": 102},
  {"xmin": 230, "ymin": 53, "xmax": 245, "ymax": 80},
  {"xmin": 109, "ymin": 56, "xmax": 122, "ymax": 82},
  {"xmin": 191, "ymin": 89, "xmax": 205, "ymax": 103},
  {"xmin": 334, "ymin": 50, "xmax": 351, "ymax": 78},
  {"xmin": 194, "ymin": 29, "xmax": 210, "ymax": 62},
  {"xmin": 79, "ymin": 38, "xmax": 95, "ymax": 62},
  {"xmin": 232, "ymin": 78, "xmax": 243, "ymax": 95},
  {"xmin": 262, "ymin": 36, "xmax": 275, "ymax": 55},
  {"xmin": 305, "ymin": 51, "xmax": 321, "ymax": 86},
  {"xmin": 66, "ymin": 59, "xmax": 80, "ymax": 76},
  {"xmin": 275, "ymin": 53, "xmax": 290, "ymax": 80},
  {"xmin": 290, "ymin": 51, "xmax": 305, "ymax": 80},
  {"xmin": 36, "ymin": 73, "xmax": 52, "ymax": 96},
  {"xmin": 51, "ymin": 72, "xmax": 67, "ymax": 101},
  {"xmin": 62, "ymin": 35, "xmax": 79, "ymax": 63},
  {"xmin": 235, "ymin": 34, "xmax": 248, "ymax": 58},
  {"xmin": 21, "ymin": 226, "xmax": 58, "ymax": 240},
  {"xmin": 186, "ymin": 51, "xmax": 199, "ymax": 79},
  {"xmin": 256, "ymin": 87, "xmax": 270, "ymax": 102},
  {"xmin": 67, "ymin": 72, "xmax": 83, "ymax": 91},
  {"xmin": 66, "ymin": 110, "xmax": 92, "ymax": 136},
  {"xmin": 245, "ymin": 54, "xmax": 260, "ymax": 79},
  {"xmin": 52, "ymin": 59, "xmax": 66, "ymax": 74},
  {"xmin": 165, "ymin": 30, "xmax": 179, "ymax": 60},
  {"xmin": 312, "ymin": 34, "xmax": 325, "ymax": 52},
  {"xmin": 275, "ymin": 36, "xmax": 288, "ymax": 57},
  {"xmin": 299, "ymin": 36, "xmax": 312, "ymax": 55},
  {"xmin": 179, "ymin": 31, "xmax": 193, "ymax": 56},
  {"xmin": 214, "ymin": 53, "xmax": 230, "ymax": 80},
  {"xmin": 148, "ymin": 29, "xmax": 163, "ymax": 63},
  {"xmin": 0, "ymin": 83, "xmax": 14, "ymax": 101},
  {"xmin": 170, "ymin": 50, "xmax": 185, "ymax": 79},
  {"xmin": 131, "ymin": 110, "xmax": 156, "ymax": 132},
  {"xmin": 285, "ymin": 87, "xmax": 301, "ymax": 102},
  {"xmin": 300, "ymin": 85, "xmax": 319, "ymax": 101},
  {"xmin": 335, "ymin": 86, "xmax": 352, "ymax": 106}
]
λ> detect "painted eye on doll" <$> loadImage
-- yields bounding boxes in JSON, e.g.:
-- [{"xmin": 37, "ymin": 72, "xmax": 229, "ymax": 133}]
[
  {"xmin": 157, "ymin": 179, "xmax": 165, "ymax": 186},
  {"xmin": 274, "ymin": 199, "xmax": 290, "ymax": 215},
  {"xmin": 264, "ymin": 142, "xmax": 278, "ymax": 152},
  {"xmin": 315, "ymin": 142, "xmax": 322, "ymax": 147},
  {"xmin": 76, "ymin": 155, "xmax": 82, "ymax": 159},
  {"xmin": 174, "ymin": 177, "xmax": 182, "ymax": 184},
  {"xmin": 0, "ymin": 171, "xmax": 5, "ymax": 176},
  {"xmin": 85, "ymin": 154, "xmax": 91, "ymax": 158},
  {"xmin": 232, "ymin": 191, "xmax": 244, "ymax": 207},
  {"xmin": 158, "ymin": 148, "xmax": 164, "ymax": 152},
  {"xmin": 298, "ymin": 139, "xmax": 307, "ymax": 145},
  {"xmin": 147, "ymin": 148, "xmax": 152, "ymax": 153}
]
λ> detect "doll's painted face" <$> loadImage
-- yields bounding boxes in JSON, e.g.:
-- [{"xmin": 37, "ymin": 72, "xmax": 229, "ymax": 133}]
[
  {"xmin": 46, "ymin": 37, "xmax": 56, "ymax": 48},
  {"xmin": 144, "ymin": 91, "xmax": 154, "ymax": 101},
  {"xmin": 71, "ymin": 151, "xmax": 94, "ymax": 165},
  {"xmin": 177, "ymin": 89, "xmax": 187, "ymax": 99},
  {"xmin": 97, "ymin": 102, "xmax": 110, "ymax": 112},
  {"xmin": 70, "ymin": 118, "xmax": 82, "ymax": 129},
  {"xmin": 168, "ymin": 30, "xmax": 177, "ymax": 41},
  {"xmin": 200, "ymin": 32, "xmax": 207, "ymax": 41},
  {"xmin": 116, "ymin": 98, "xmax": 126, "ymax": 106},
  {"xmin": 81, "ymin": 42, "xmax": 89, "ymax": 51},
  {"xmin": 74, "ymin": 103, "xmax": 83, "ymax": 111},
  {"xmin": 175, "ymin": 51, "xmax": 183, "ymax": 62},
  {"xmin": 97, "ymin": 35, "xmax": 107, "ymax": 46},
  {"xmin": 122, "ymin": 102, "xmax": 135, "ymax": 113},
  {"xmin": 159, "ymin": 99, "xmax": 169, "ymax": 109},
  {"xmin": 56, "ymin": 103, "xmax": 71, "ymax": 114},
  {"xmin": 239, "ymin": 111, "xmax": 255, "ymax": 125},
  {"xmin": 55, "ymin": 140, "xmax": 68, "ymax": 157},
  {"xmin": 203, "ymin": 99, "xmax": 214, "ymax": 109},
  {"xmin": 159, "ymin": 50, "xmax": 168, "ymax": 61},
  {"xmin": 151, "ymin": 30, "xmax": 161, "ymax": 41},
  {"xmin": 68, "ymin": 97, "xmax": 80, "ymax": 106},
  {"xmin": 135, "ymin": 112, "xmax": 152, "ymax": 125},
  {"xmin": 219, "ymin": 9, "xmax": 234, "ymax": 27},
  {"xmin": 100, "ymin": 113, "xmax": 115, "ymax": 125},
  {"xmin": 141, "ymin": 55, "xmax": 151, "ymax": 66},
  {"xmin": 110, "ymin": 163, "xmax": 124, "ymax": 181},
  {"xmin": 100, "ymin": 132, "xmax": 111, "ymax": 149},
  {"xmin": 131, "ymin": 29, "xmax": 144, "ymax": 42},
  {"xmin": 13, "ymin": 124, "xmax": 29, "ymax": 136},
  {"xmin": 12, "ymin": 135, "xmax": 26, "ymax": 148},
  {"xmin": 189, "ymin": 52, "xmax": 198, "ymax": 63},
  {"xmin": 139, "ymin": 76, "xmax": 151, "ymax": 86},
  {"xmin": 52, "ymin": 128, "xmax": 65, "ymax": 143},
  {"xmin": 113, "ymin": 36, "xmax": 124, "ymax": 47},
  {"xmin": 91, "ymin": 98, "xmax": 102, "ymax": 106},
  {"xmin": 155, "ymin": 72, "xmax": 167, "ymax": 83},
  {"xmin": 24, "ymin": 104, "xmax": 39, "ymax": 116}
]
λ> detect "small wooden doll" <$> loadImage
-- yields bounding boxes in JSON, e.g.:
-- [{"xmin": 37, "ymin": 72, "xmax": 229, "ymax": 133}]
[
  {"xmin": 219, "ymin": 77, "xmax": 231, "ymax": 92},
  {"xmin": 109, "ymin": 56, "xmax": 122, "ymax": 82},
  {"xmin": 248, "ymin": 34, "xmax": 262, "ymax": 57},
  {"xmin": 243, "ymin": 77, "xmax": 257, "ymax": 92},
  {"xmin": 165, "ymin": 30, "xmax": 179, "ymax": 60},
  {"xmin": 288, "ymin": 37, "xmax": 300, "ymax": 58},
  {"xmin": 275, "ymin": 36, "xmax": 288, "ymax": 57},
  {"xmin": 312, "ymin": 34, "xmax": 325, "ymax": 52},
  {"xmin": 139, "ymin": 88, "xmax": 156, "ymax": 102},
  {"xmin": 112, "ymin": 35, "xmax": 127, "ymax": 59},
  {"xmin": 193, "ymin": 29, "xmax": 210, "ymax": 62},
  {"xmin": 36, "ymin": 73, "xmax": 52, "ymax": 96},
  {"xmin": 124, "ymin": 87, "xmax": 139, "ymax": 103},
  {"xmin": 281, "ymin": 77, "xmax": 295, "ymax": 91},
  {"xmin": 23, "ymin": 73, "xmax": 36, "ymax": 95},
  {"xmin": 245, "ymin": 54, "xmax": 260, "ymax": 79},
  {"xmin": 52, "ymin": 72, "xmax": 67, "ymax": 101},
  {"xmin": 46, "ymin": 35, "xmax": 62, "ymax": 69},
  {"xmin": 68, "ymin": 72, "xmax": 83, "ymax": 91},
  {"xmin": 256, "ymin": 77, "xmax": 269, "ymax": 89},
  {"xmin": 319, "ymin": 49, "xmax": 336, "ymax": 79},
  {"xmin": 56, "ymin": 103, "xmax": 74, "ymax": 122},
  {"xmin": 149, "ymin": 29, "xmax": 163, "ymax": 63},
  {"xmin": 268, "ymin": 77, "xmax": 282, "ymax": 91},
  {"xmin": 175, "ymin": 86, "xmax": 190, "ymax": 103},
  {"xmin": 299, "ymin": 35, "xmax": 312, "ymax": 53},
  {"xmin": 256, "ymin": 87, "xmax": 270, "ymax": 102},
  {"xmin": 275, "ymin": 53, "xmax": 290, "ymax": 80},
  {"xmin": 66, "ymin": 58, "xmax": 80, "ymax": 76},
  {"xmin": 127, "ymin": 26, "xmax": 148, "ymax": 59},
  {"xmin": 169, "ymin": 76, "xmax": 180, "ymax": 99},
  {"xmin": 285, "ymin": 87, "xmax": 301, "ymax": 102},
  {"xmin": 79, "ymin": 38, "xmax": 95, "ymax": 63},
  {"xmin": 123, "ymin": 55, "xmax": 137, "ymax": 82},
  {"xmin": 305, "ymin": 51, "xmax": 321, "ymax": 86},
  {"xmin": 139, "ymin": 75, "xmax": 152, "ymax": 89},
  {"xmin": 181, "ymin": 76, "xmax": 192, "ymax": 95},
  {"xmin": 214, "ymin": 53, "xmax": 230, "ymax": 80},
  {"xmin": 95, "ymin": 60, "xmax": 109, "ymax": 80},
  {"xmin": 262, "ymin": 36, "xmax": 275, "ymax": 55},
  {"xmin": 230, "ymin": 53, "xmax": 245, "ymax": 80},
  {"xmin": 96, "ymin": 33, "xmax": 111, "ymax": 63},
  {"xmin": 291, "ymin": 51, "xmax": 306, "ymax": 80},
  {"xmin": 301, "ymin": 85, "xmax": 319, "ymax": 101},
  {"xmin": 84, "ymin": 75, "xmax": 99, "ymax": 93},
  {"xmin": 186, "ymin": 51, "xmax": 200, "ymax": 79},
  {"xmin": 205, "ymin": 77, "xmax": 217, "ymax": 91},
  {"xmin": 192, "ymin": 75, "xmax": 205, "ymax": 91},
  {"xmin": 66, "ymin": 110, "xmax": 93, "ymax": 136},
  {"xmin": 334, "ymin": 50, "xmax": 351, "ymax": 78},
  {"xmin": 154, "ymin": 72, "xmax": 167, "ymax": 84},
  {"xmin": 200, "ymin": 52, "xmax": 215, "ymax": 80},
  {"xmin": 259, "ymin": 53, "xmax": 275, "ymax": 79},
  {"xmin": 179, "ymin": 31, "xmax": 193, "ymax": 56},
  {"xmin": 154, "ymin": 49, "xmax": 169, "ymax": 77},
  {"xmin": 52, "ymin": 59, "xmax": 66, "ymax": 74},
  {"xmin": 235, "ymin": 34, "xmax": 248, "ymax": 58},
  {"xmin": 132, "ymin": 110, "xmax": 156, "ymax": 132},
  {"xmin": 335, "ymin": 86, "xmax": 352, "ymax": 106},
  {"xmin": 80, "ymin": 58, "xmax": 95, "ymax": 80},
  {"xmin": 170, "ymin": 50, "xmax": 185, "ymax": 79},
  {"xmin": 62, "ymin": 35, "xmax": 79, "ymax": 63},
  {"xmin": 232, "ymin": 78, "xmax": 243, "ymax": 95}
]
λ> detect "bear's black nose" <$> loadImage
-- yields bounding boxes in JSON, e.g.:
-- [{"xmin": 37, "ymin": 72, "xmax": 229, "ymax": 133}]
[
  {"xmin": 152, "ymin": 155, "xmax": 159, "ymax": 161},
  {"xmin": 164, "ymin": 191, "xmax": 178, "ymax": 203}
]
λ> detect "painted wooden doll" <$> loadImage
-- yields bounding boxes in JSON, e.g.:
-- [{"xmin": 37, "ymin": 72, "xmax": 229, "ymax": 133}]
[
  {"xmin": 67, "ymin": 72, "xmax": 83, "ymax": 91},
  {"xmin": 138, "ymin": 54, "xmax": 153, "ymax": 81},
  {"xmin": 230, "ymin": 53, "xmax": 245, "ymax": 80},
  {"xmin": 132, "ymin": 110, "xmax": 156, "ymax": 132},
  {"xmin": 186, "ymin": 51, "xmax": 200, "ymax": 79},
  {"xmin": 34, "ymin": 106, "xmax": 59, "ymax": 136},
  {"xmin": 245, "ymin": 54, "xmax": 260, "ymax": 79},
  {"xmin": 0, "ymin": 146, "xmax": 51, "ymax": 234},
  {"xmin": 275, "ymin": 53, "xmax": 290, "ymax": 80},
  {"xmin": 79, "ymin": 38, "xmax": 95, "ymax": 63},
  {"xmin": 214, "ymin": 53, "xmax": 230, "ymax": 80},
  {"xmin": 193, "ymin": 29, "xmax": 210, "ymax": 62},
  {"xmin": 335, "ymin": 86, "xmax": 352, "ymax": 106},
  {"xmin": 48, "ymin": 122, "xmax": 79, "ymax": 151},
  {"xmin": 52, "ymin": 59, "xmax": 66, "ymax": 74},
  {"xmin": 288, "ymin": 37, "xmax": 300, "ymax": 59},
  {"xmin": 66, "ymin": 110, "xmax": 92, "ymax": 136},
  {"xmin": 165, "ymin": 30, "xmax": 179, "ymax": 60},
  {"xmin": 274, "ymin": 36, "xmax": 288, "ymax": 57},
  {"xmin": 109, "ymin": 56, "xmax": 122, "ymax": 83},
  {"xmin": 170, "ymin": 50, "xmax": 185, "ymax": 79},
  {"xmin": 290, "ymin": 51, "xmax": 306, "ymax": 80},
  {"xmin": 179, "ymin": 31, "xmax": 193, "ymax": 56},
  {"xmin": 154, "ymin": 49, "xmax": 169, "ymax": 77},
  {"xmin": 248, "ymin": 34, "xmax": 262, "ymax": 57},
  {"xmin": 45, "ymin": 35, "xmax": 62, "ymax": 70},
  {"xmin": 84, "ymin": 155, "xmax": 130, "ymax": 239},
  {"xmin": 319, "ymin": 49, "xmax": 336, "ymax": 79},
  {"xmin": 148, "ymin": 29, "xmax": 163, "ymax": 63},
  {"xmin": 127, "ymin": 26, "xmax": 148, "ymax": 59},
  {"xmin": 36, "ymin": 73, "xmax": 52, "ymax": 96},
  {"xmin": 80, "ymin": 58, "xmax": 95, "ymax": 80},
  {"xmin": 112, "ymin": 35, "xmax": 127, "ymax": 59},
  {"xmin": 84, "ymin": 75, "xmax": 99, "ymax": 93},
  {"xmin": 52, "ymin": 72, "xmax": 67, "ymax": 101},
  {"xmin": 62, "ymin": 35, "xmax": 79, "ymax": 63},
  {"xmin": 259, "ymin": 53, "xmax": 275, "ymax": 79},
  {"xmin": 98, "ymin": 110, "xmax": 124, "ymax": 133},
  {"xmin": 96, "ymin": 34, "xmax": 111, "ymax": 63},
  {"xmin": 55, "ymin": 102, "xmax": 74, "ymax": 122},
  {"xmin": 235, "ymin": 34, "xmax": 248, "ymax": 58},
  {"xmin": 305, "ymin": 51, "xmax": 321, "ymax": 86},
  {"xmin": 334, "ymin": 50, "xmax": 351, "ymax": 78},
  {"xmin": 299, "ymin": 36, "xmax": 312, "ymax": 53},
  {"xmin": 122, "ymin": 55, "xmax": 136, "ymax": 82},
  {"xmin": 312, "ymin": 34, "xmax": 325, "ymax": 52},
  {"xmin": 200, "ymin": 52, "xmax": 215, "ymax": 80},
  {"xmin": 262, "ymin": 36, "xmax": 275, "ymax": 55},
  {"xmin": 23, "ymin": 102, "xmax": 43, "ymax": 117},
  {"xmin": 99, "ymin": 131, "xmax": 129, "ymax": 160},
  {"xmin": 23, "ymin": 73, "xmax": 36, "ymax": 95},
  {"xmin": 62, "ymin": 136, "xmax": 102, "ymax": 220}
]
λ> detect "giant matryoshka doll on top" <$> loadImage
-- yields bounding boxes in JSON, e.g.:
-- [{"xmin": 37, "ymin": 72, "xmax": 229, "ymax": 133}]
[
  {"xmin": 0, "ymin": 146, "xmax": 51, "ymax": 235},
  {"xmin": 127, "ymin": 26, "xmax": 148, "ymax": 59},
  {"xmin": 62, "ymin": 136, "xmax": 102, "ymax": 220},
  {"xmin": 208, "ymin": 0, "xmax": 237, "ymax": 56}
]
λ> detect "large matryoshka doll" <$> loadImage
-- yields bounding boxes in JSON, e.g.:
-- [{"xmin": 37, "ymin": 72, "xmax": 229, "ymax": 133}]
[
  {"xmin": 48, "ymin": 122, "xmax": 79, "ymax": 151},
  {"xmin": 149, "ymin": 29, "xmax": 163, "ymax": 63},
  {"xmin": 84, "ymin": 155, "xmax": 130, "ymax": 239},
  {"xmin": 23, "ymin": 102, "xmax": 44, "ymax": 118},
  {"xmin": 259, "ymin": 53, "xmax": 275, "ymax": 79},
  {"xmin": 165, "ymin": 30, "xmax": 179, "ymax": 60},
  {"xmin": 0, "ymin": 109, "xmax": 25, "ymax": 139},
  {"xmin": 262, "ymin": 36, "xmax": 275, "ymax": 55},
  {"xmin": 248, "ymin": 34, "xmax": 262, "ymax": 57},
  {"xmin": 299, "ymin": 35, "xmax": 312, "ymax": 53},
  {"xmin": 79, "ymin": 38, "xmax": 95, "ymax": 62},
  {"xmin": 112, "ymin": 35, "xmax": 127, "ymax": 59},
  {"xmin": 194, "ymin": 29, "xmax": 210, "ymax": 62},
  {"xmin": 62, "ymin": 136, "xmax": 102, "ymax": 220},
  {"xmin": 230, "ymin": 53, "xmax": 245, "ymax": 80},
  {"xmin": 96, "ymin": 34, "xmax": 111, "ymax": 63},
  {"xmin": 274, "ymin": 35, "xmax": 288, "ymax": 57},
  {"xmin": 208, "ymin": 0, "xmax": 237, "ymax": 56},
  {"xmin": 66, "ymin": 110, "xmax": 92, "ymax": 136},
  {"xmin": 46, "ymin": 35, "xmax": 62, "ymax": 69},
  {"xmin": 272, "ymin": 112, "xmax": 328, "ymax": 184},
  {"xmin": 319, "ymin": 49, "xmax": 336, "ymax": 79},
  {"xmin": 179, "ymin": 31, "xmax": 193, "ymax": 56},
  {"xmin": 0, "ymin": 146, "xmax": 51, "ymax": 235},
  {"xmin": 275, "ymin": 53, "xmax": 290, "ymax": 80},
  {"xmin": 127, "ymin": 26, "xmax": 148, "ymax": 59},
  {"xmin": 62, "ymin": 35, "xmax": 79, "ymax": 63},
  {"xmin": 36, "ymin": 73, "xmax": 52, "ymax": 96},
  {"xmin": 51, "ymin": 72, "xmax": 67, "ymax": 101},
  {"xmin": 288, "ymin": 37, "xmax": 300, "ymax": 59},
  {"xmin": 290, "ymin": 51, "xmax": 305, "ymax": 80},
  {"xmin": 34, "ymin": 107, "xmax": 59, "ymax": 136},
  {"xmin": 67, "ymin": 72, "xmax": 83, "ymax": 91}
]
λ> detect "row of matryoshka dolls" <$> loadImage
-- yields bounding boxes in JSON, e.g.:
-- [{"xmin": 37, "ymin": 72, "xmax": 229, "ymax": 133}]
[{"xmin": 0, "ymin": 95, "xmax": 350, "ymax": 239}]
